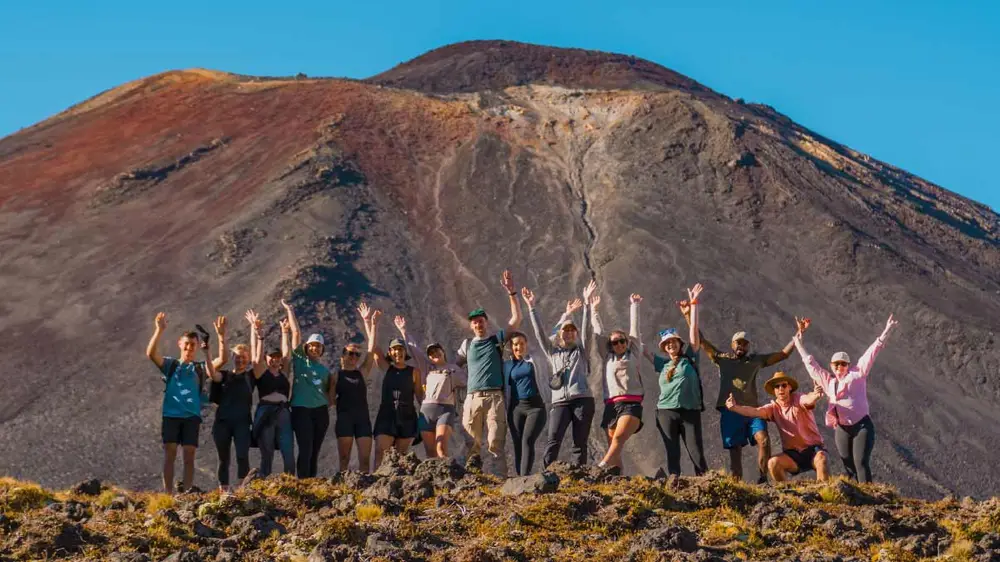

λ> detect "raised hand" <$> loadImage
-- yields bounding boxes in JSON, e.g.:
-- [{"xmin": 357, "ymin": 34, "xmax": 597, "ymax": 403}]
[
  {"xmin": 885, "ymin": 314, "xmax": 898, "ymax": 332},
  {"xmin": 245, "ymin": 309, "xmax": 258, "ymax": 325},
  {"xmin": 501, "ymin": 270, "xmax": 516, "ymax": 294},
  {"xmin": 252, "ymin": 317, "xmax": 264, "ymax": 332},
  {"xmin": 795, "ymin": 316, "xmax": 812, "ymax": 336},
  {"xmin": 630, "ymin": 293, "xmax": 643, "ymax": 304},
  {"xmin": 588, "ymin": 294, "xmax": 601, "ymax": 307},
  {"xmin": 565, "ymin": 297, "xmax": 582, "ymax": 315},
  {"xmin": 688, "ymin": 283, "xmax": 704, "ymax": 302},
  {"xmin": 725, "ymin": 393, "xmax": 736, "ymax": 410},
  {"xmin": 214, "ymin": 316, "xmax": 227, "ymax": 337},
  {"xmin": 394, "ymin": 315, "xmax": 407, "ymax": 333},
  {"xmin": 281, "ymin": 299, "xmax": 292, "ymax": 311},
  {"xmin": 521, "ymin": 287, "xmax": 536, "ymax": 308},
  {"xmin": 357, "ymin": 302, "xmax": 373, "ymax": 322},
  {"xmin": 677, "ymin": 300, "xmax": 691, "ymax": 317},
  {"xmin": 372, "ymin": 310, "xmax": 383, "ymax": 324},
  {"xmin": 154, "ymin": 312, "xmax": 167, "ymax": 330},
  {"xmin": 582, "ymin": 280, "xmax": 598, "ymax": 301},
  {"xmin": 279, "ymin": 318, "xmax": 290, "ymax": 332}
]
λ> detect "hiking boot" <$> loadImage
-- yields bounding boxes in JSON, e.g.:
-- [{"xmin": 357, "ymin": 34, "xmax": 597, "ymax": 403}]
[
  {"xmin": 465, "ymin": 454, "xmax": 483, "ymax": 472},
  {"xmin": 174, "ymin": 482, "xmax": 186, "ymax": 494},
  {"xmin": 756, "ymin": 474, "xmax": 769, "ymax": 486}
]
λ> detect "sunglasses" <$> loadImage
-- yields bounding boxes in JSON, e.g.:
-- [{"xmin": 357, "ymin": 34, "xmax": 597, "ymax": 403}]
[
  {"xmin": 610, "ymin": 338, "xmax": 628, "ymax": 346},
  {"xmin": 774, "ymin": 382, "xmax": 791, "ymax": 389},
  {"xmin": 343, "ymin": 350, "xmax": 361, "ymax": 358},
  {"xmin": 831, "ymin": 362, "xmax": 849, "ymax": 368}
]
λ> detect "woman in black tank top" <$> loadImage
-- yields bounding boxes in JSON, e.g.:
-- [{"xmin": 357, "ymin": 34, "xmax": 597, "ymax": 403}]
[
  {"xmin": 248, "ymin": 310, "xmax": 295, "ymax": 477},
  {"xmin": 334, "ymin": 303, "xmax": 378, "ymax": 473},
  {"xmin": 369, "ymin": 313, "xmax": 424, "ymax": 470}
]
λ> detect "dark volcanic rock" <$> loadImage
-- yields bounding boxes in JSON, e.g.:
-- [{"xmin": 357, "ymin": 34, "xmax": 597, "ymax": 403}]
[
  {"xmin": 227, "ymin": 512, "xmax": 286, "ymax": 543},
  {"xmin": 413, "ymin": 457, "xmax": 466, "ymax": 488},
  {"xmin": 627, "ymin": 525, "xmax": 699, "ymax": 556},
  {"xmin": 374, "ymin": 449, "xmax": 420, "ymax": 477},
  {"xmin": 71, "ymin": 479, "xmax": 103, "ymax": 496},
  {"xmin": 501, "ymin": 471, "xmax": 560, "ymax": 496}
]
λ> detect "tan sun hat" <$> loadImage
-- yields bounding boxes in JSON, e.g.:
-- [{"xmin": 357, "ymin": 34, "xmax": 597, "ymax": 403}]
[{"xmin": 764, "ymin": 371, "xmax": 800, "ymax": 396}]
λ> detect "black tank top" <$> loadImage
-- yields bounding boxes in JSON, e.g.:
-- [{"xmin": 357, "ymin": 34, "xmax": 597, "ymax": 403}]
[
  {"xmin": 381, "ymin": 365, "xmax": 416, "ymax": 412},
  {"xmin": 256, "ymin": 370, "xmax": 290, "ymax": 401},
  {"xmin": 217, "ymin": 369, "xmax": 253, "ymax": 421},
  {"xmin": 335, "ymin": 369, "xmax": 369, "ymax": 413}
]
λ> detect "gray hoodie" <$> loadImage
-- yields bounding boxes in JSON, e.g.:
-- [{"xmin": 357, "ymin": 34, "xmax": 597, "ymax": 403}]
[
  {"xmin": 526, "ymin": 305, "xmax": 593, "ymax": 404},
  {"xmin": 593, "ymin": 301, "xmax": 645, "ymax": 401}
]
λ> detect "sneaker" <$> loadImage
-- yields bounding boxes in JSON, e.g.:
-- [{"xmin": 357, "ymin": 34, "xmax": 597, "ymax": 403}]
[{"xmin": 756, "ymin": 474, "xmax": 769, "ymax": 486}]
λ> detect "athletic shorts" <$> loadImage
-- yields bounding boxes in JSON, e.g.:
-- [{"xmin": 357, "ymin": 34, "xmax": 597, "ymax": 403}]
[
  {"xmin": 784, "ymin": 445, "xmax": 825, "ymax": 474},
  {"xmin": 419, "ymin": 403, "xmax": 458, "ymax": 431},
  {"xmin": 600, "ymin": 401, "xmax": 644, "ymax": 433},
  {"xmin": 162, "ymin": 416, "xmax": 201, "ymax": 446},
  {"xmin": 335, "ymin": 408, "xmax": 373, "ymax": 439},
  {"xmin": 719, "ymin": 408, "xmax": 768, "ymax": 449},
  {"xmin": 374, "ymin": 407, "xmax": 418, "ymax": 439}
]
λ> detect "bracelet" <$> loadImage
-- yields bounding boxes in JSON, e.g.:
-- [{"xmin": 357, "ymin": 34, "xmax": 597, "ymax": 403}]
[
  {"xmin": 690, "ymin": 299, "xmax": 699, "ymax": 305},
  {"xmin": 509, "ymin": 291, "xmax": 517, "ymax": 297}
]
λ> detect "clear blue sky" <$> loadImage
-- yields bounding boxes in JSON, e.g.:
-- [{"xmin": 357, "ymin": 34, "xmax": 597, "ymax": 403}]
[{"xmin": 2, "ymin": 1, "xmax": 998, "ymax": 210}]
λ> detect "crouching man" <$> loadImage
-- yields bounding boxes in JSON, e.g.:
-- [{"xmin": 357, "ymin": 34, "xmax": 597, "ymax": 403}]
[{"xmin": 725, "ymin": 372, "xmax": 828, "ymax": 482}]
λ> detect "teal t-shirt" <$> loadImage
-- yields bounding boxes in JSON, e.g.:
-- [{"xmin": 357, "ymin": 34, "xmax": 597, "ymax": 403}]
[
  {"xmin": 159, "ymin": 357, "xmax": 206, "ymax": 419},
  {"xmin": 290, "ymin": 346, "xmax": 331, "ymax": 408},
  {"xmin": 460, "ymin": 330, "xmax": 506, "ymax": 392},
  {"xmin": 655, "ymin": 348, "xmax": 703, "ymax": 410}
]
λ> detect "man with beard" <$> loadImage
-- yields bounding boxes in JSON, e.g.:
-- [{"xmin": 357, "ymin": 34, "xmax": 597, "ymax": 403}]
[{"xmin": 679, "ymin": 301, "xmax": 806, "ymax": 483}]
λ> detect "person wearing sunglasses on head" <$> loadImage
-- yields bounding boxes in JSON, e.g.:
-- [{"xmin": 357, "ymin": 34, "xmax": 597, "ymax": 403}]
[
  {"xmin": 522, "ymin": 280, "xmax": 596, "ymax": 470},
  {"xmin": 590, "ymin": 289, "xmax": 645, "ymax": 474},
  {"xmin": 327, "ymin": 303, "xmax": 378, "ymax": 473},
  {"xmin": 726, "ymin": 372, "xmax": 828, "ymax": 482},
  {"xmin": 791, "ymin": 315, "xmax": 898, "ymax": 483},
  {"xmin": 650, "ymin": 284, "xmax": 709, "ymax": 477}
]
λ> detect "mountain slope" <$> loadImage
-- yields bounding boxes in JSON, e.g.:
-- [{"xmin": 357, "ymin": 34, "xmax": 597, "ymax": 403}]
[{"xmin": 0, "ymin": 41, "xmax": 998, "ymax": 498}]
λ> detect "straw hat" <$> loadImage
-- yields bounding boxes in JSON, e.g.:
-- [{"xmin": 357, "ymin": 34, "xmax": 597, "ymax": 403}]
[{"xmin": 764, "ymin": 371, "xmax": 799, "ymax": 396}]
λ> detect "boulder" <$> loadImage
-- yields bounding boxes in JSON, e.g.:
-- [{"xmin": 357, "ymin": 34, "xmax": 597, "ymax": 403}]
[
  {"xmin": 627, "ymin": 525, "xmax": 699, "ymax": 556},
  {"xmin": 227, "ymin": 512, "xmax": 286, "ymax": 543},
  {"xmin": 501, "ymin": 472, "xmax": 559, "ymax": 496},
  {"xmin": 71, "ymin": 479, "xmax": 103, "ymax": 496}
]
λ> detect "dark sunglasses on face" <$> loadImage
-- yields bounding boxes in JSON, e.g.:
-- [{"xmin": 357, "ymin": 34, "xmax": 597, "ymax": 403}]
[
  {"xmin": 832, "ymin": 362, "xmax": 849, "ymax": 368},
  {"xmin": 344, "ymin": 350, "xmax": 361, "ymax": 358},
  {"xmin": 611, "ymin": 338, "xmax": 628, "ymax": 346},
  {"xmin": 775, "ymin": 383, "xmax": 791, "ymax": 389}
]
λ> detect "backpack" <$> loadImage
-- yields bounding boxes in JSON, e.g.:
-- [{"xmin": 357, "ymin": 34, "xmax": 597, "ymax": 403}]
[{"xmin": 164, "ymin": 359, "xmax": 207, "ymax": 400}]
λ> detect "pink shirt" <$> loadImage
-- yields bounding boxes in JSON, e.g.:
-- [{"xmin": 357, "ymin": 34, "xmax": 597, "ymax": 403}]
[
  {"xmin": 795, "ymin": 335, "xmax": 886, "ymax": 427},
  {"xmin": 759, "ymin": 394, "xmax": 824, "ymax": 452}
]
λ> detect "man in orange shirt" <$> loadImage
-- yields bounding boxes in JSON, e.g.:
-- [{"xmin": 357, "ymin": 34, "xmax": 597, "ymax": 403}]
[{"xmin": 725, "ymin": 372, "xmax": 829, "ymax": 482}]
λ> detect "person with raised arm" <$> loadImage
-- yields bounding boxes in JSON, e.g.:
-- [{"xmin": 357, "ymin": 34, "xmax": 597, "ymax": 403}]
[
  {"xmin": 726, "ymin": 373, "xmax": 829, "ymax": 482},
  {"xmin": 210, "ymin": 315, "xmax": 254, "ymax": 491},
  {"xmin": 455, "ymin": 269, "xmax": 522, "ymax": 476},
  {"xmin": 502, "ymin": 330, "xmax": 547, "ymax": 475},
  {"xmin": 677, "ymin": 302, "xmax": 803, "ymax": 484},
  {"xmin": 248, "ymin": 311, "xmax": 295, "ymax": 477},
  {"xmin": 284, "ymin": 300, "xmax": 333, "ymax": 478},
  {"xmin": 650, "ymin": 284, "xmax": 708, "ymax": 477},
  {"xmin": 792, "ymin": 315, "xmax": 898, "ymax": 483},
  {"xmin": 591, "ymin": 290, "xmax": 646, "ymax": 473},
  {"xmin": 332, "ymin": 303, "xmax": 377, "ymax": 472},
  {"xmin": 146, "ymin": 312, "xmax": 219, "ymax": 493},
  {"xmin": 371, "ymin": 311, "xmax": 424, "ymax": 468},
  {"xmin": 391, "ymin": 315, "xmax": 466, "ymax": 460},
  {"xmin": 524, "ymin": 281, "xmax": 596, "ymax": 469}
]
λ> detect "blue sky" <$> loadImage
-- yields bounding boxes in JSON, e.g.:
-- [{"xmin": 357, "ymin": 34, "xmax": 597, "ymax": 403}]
[{"xmin": 2, "ymin": 1, "xmax": 997, "ymax": 210}]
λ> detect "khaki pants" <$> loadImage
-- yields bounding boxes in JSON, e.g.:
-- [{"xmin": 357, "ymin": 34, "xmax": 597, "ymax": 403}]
[{"xmin": 463, "ymin": 390, "xmax": 507, "ymax": 475}]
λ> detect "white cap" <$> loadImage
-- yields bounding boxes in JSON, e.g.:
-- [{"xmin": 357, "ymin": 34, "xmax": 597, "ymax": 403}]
[
  {"xmin": 830, "ymin": 351, "xmax": 850, "ymax": 364},
  {"xmin": 306, "ymin": 333, "xmax": 325, "ymax": 347}
]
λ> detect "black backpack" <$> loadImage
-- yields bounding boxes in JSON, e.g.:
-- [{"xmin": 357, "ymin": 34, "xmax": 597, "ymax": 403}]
[{"xmin": 164, "ymin": 359, "xmax": 207, "ymax": 399}]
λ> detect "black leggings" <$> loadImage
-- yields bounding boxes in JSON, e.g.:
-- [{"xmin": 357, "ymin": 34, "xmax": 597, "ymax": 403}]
[
  {"xmin": 655, "ymin": 409, "xmax": 708, "ymax": 476},
  {"xmin": 834, "ymin": 415, "xmax": 876, "ymax": 483},
  {"xmin": 291, "ymin": 406, "xmax": 330, "ymax": 478},
  {"xmin": 543, "ymin": 397, "xmax": 595, "ymax": 467},
  {"xmin": 213, "ymin": 418, "xmax": 251, "ymax": 486},
  {"xmin": 508, "ymin": 396, "xmax": 548, "ymax": 476}
]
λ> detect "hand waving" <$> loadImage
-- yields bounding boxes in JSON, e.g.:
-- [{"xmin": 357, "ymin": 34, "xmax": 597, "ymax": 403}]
[
  {"xmin": 582, "ymin": 280, "xmax": 598, "ymax": 301},
  {"xmin": 630, "ymin": 293, "xmax": 643, "ymax": 304},
  {"xmin": 155, "ymin": 312, "xmax": 167, "ymax": 330},
  {"xmin": 279, "ymin": 318, "xmax": 290, "ymax": 332},
  {"xmin": 501, "ymin": 270, "xmax": 516, "ymax": 294},
  {"xmin": 885, "ymin": 314, "xmax": 898, "ymax": 332},
  {"xmin": 687, "ymin": 283, "xmax": 704, "ymax": 302},
  {"xmin": 213, "ymin": 316, "xmax": 227, "ymax": 337},
  {"xmin": 564, "ymin": 298, "xmax": 582, "ymax": 315},
  {"xmin": 394, "ymin": 315, "xmax": 407, "ymax": 333},
  {"xmin": 357, "ymin": 302, "xmax": 373, "ymax": 322},
  {"xmin": 795, "ymin": 316, "xmax": 812, "ymax": 336},
  {"xmin": 521, "ymin": 287, "xmax": 536, "ymax": 308},
  {"xmin": 677, "ymin": 300, "xmax": 691, "ymax": 317}
]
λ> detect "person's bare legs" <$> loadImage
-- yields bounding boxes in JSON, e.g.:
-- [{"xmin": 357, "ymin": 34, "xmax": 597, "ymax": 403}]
[
  {"xmin": 767, "ymin": 454, "xmax": 798, "ymax": 482},
  {"xmin": 393, "ymin": 437, "xmax": 414, "ymax": 454},
  {"xmin": 814, "ymin": 450, "xmax": 830, "ymax": 481},
  {"xmin": 163, "ymin": 443, "xmax": 178, "ymax": 493},
  {"xmin": 436, "ymin": 425, "xmax": 452, "ymax": 458},
  {"xmin": 337, "ymin": 437, "xmax": 354, "ymax": 472},
  {"xmin": 356, "ymin": 437, "xmax": 372, "ymax": 473},
  {"xmin": 374, "ymin": 435, "xmax": 395, "ymax": 469},
  {"xmin": 754, "ymin": 430, "xmax": 771, "ymax": 482},
  {"xmin": 181, "ymin": 445, "xmax": 197, "ymax": 490},
  {"xmin": 728, "ymin": 446, "xmax": 744, "ymax": 480},
  {"xmin": 600, "ymin": 415, "xmax": 640, "ymax": 468},
  {"xmin": 421, "ymin": 431, "xmax": 438, "ymax": 458}
]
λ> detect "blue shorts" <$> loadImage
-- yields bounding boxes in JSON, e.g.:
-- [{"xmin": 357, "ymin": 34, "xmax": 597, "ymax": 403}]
[{"xmin": 719, "ymin": 408, "xmax": 767, "ymax": 449}]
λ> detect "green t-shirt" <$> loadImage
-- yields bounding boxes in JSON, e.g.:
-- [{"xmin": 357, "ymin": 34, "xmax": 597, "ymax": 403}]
[
  {"xmin": 655, "ymin": 348, "xmax": 703, "ymax": 410},
  {"xmin": 459, "ymin": 330, "xmax": 506, "ymax": 392},
  {"xmin": 711, "ymin": 353, "xmax": 776, "ymax": 409},
  {"xmin": 290, "ymin": 345, "xmax": 331, "ymax": 408}
]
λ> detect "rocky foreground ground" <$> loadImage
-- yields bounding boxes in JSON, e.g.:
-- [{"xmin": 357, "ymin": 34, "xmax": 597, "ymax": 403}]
[{"xmin": 1, "ymin": 450, "xmax": 999, "ymax": 562}]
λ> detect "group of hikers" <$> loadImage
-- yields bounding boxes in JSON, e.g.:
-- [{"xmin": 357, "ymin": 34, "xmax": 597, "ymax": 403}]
[{"xmin": 145, "ymin": 271, "xmax": 898, "ymax": 493}]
